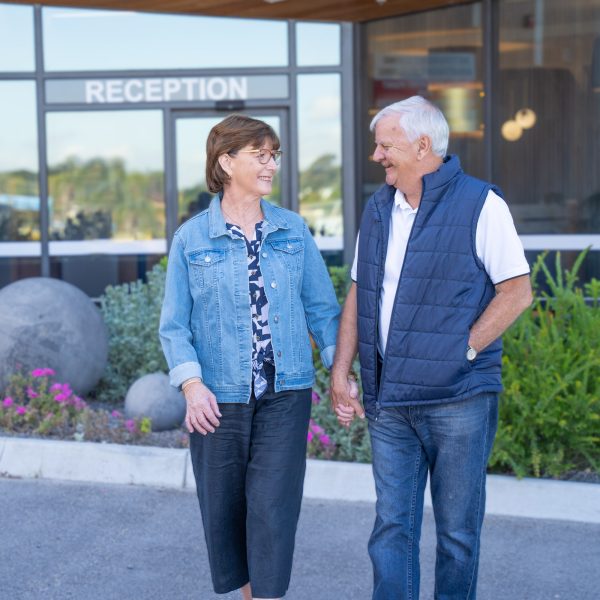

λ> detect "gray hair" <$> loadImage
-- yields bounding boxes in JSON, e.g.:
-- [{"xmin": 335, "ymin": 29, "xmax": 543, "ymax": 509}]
[{"xmin": 370, "ymin": 96, "xmax": 449, "ymax": 157}]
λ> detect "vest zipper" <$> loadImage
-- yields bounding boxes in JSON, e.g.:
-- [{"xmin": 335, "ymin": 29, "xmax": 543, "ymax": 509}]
[{"xmin": 378, "ymin": 185, "xmax": 424, "ymax": 406}]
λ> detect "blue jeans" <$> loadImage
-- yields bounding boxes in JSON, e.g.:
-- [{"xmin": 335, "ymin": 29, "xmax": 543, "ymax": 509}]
[{"xmin": 368, "ymin": 393, "xmax": 499, "ymax": 600}]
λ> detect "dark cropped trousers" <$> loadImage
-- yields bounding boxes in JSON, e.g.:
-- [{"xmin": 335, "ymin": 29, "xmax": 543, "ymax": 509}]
[{"xmin": 189, "ymin": 375, "xmax": 312, "ymax": 598}]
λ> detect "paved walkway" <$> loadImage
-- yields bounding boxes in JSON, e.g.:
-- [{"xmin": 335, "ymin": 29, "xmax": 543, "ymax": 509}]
[{"xmin": 2, "ymin": 478, "xmax": 599, "ymax": 600}]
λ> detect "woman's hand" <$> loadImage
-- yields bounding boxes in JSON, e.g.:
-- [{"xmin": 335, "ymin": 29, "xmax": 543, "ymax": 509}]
[
  {"xmin": 183, "ymin": 381, "xmax": 222, "ymax": 435},
  {"xmin": 330, "ymin": 374, "xmax": 364, "ymax": 428}
]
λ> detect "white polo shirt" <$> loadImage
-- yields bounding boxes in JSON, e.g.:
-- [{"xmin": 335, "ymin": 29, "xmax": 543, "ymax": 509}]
[{"xmin": 351, "ymin": 189, "xmax": 530, "ymax": 355}]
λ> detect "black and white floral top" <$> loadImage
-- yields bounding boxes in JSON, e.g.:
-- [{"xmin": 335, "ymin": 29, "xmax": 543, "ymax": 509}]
[{"xmin": 226, "ymin": 221, "xmax": 274, "ymax": 399}]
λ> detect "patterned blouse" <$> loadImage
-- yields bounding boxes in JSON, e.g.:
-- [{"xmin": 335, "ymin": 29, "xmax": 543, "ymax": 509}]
[{"xmin": 226, "ymin": 221, "xmax": 274, "ymax": 399}]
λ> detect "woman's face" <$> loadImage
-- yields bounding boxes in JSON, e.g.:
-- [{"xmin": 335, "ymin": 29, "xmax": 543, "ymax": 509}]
[{"xmin": 226, "ymin": 139, "xmax": 279, "ymax": 199}]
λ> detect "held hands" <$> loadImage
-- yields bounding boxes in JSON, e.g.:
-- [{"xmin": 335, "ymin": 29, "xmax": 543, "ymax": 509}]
[
  {"xmin": 182, "ymin": 381, "xmax": 222, "ymax": 435},
  {"xmin": 330, "ymin": 373, "xmax": 365, "ymax": 428}
]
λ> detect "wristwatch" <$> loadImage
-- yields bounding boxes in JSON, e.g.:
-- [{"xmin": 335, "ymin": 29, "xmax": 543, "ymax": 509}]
[{"xmin": 466, "ymin": 345, "xmax": 478, "ymax": 362}]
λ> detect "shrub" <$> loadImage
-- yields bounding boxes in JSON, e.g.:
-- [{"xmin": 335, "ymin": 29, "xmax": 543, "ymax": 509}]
[
  {"xmin": 328, "ymin": 265, "xmax": 351, "ymax": 304},
  {"xmin": 490, "ymin": 251, "xmax": 600, "ymax": 478},
  {"xmin": 0, "ymin": 368, "xmax": 86, "ymax": 436},
  {"xmin": 310, "ymin": 370, "xmax": 372, "ymax": 463},
  {"xmin": 95, "ymin": 263, "xmax": 168, "ymax": 403},
  {"xmin": 310, "ymin": 251, "xmax": 600, "ymax": 479},
  {"xmin": 0, "ymin": 368, "xmax": 150, "ymax": 443}
]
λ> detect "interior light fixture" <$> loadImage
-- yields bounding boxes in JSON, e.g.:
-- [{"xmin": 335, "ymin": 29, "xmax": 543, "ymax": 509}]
[
  {"xmin": 263, "ymin": 0, "xmax": 288, "ymax": 4},
  {"xmin": 501, "ymin": 120, "xmax": 523, "ymax": 142},
  {"xmin": 515, "ymin": 108, "xmax": 536, "ymax": 129}
]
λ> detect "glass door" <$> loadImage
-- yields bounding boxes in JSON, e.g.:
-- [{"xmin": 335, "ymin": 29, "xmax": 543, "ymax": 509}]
[{"xmin": 171, "ymin": 110, "xmax": 289, "ymax": 230}]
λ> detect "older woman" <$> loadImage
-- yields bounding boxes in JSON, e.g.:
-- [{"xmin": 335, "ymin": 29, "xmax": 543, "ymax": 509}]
[{"xmin": 159, "ymin": 114, "xmax": 340, "ymax": 600}]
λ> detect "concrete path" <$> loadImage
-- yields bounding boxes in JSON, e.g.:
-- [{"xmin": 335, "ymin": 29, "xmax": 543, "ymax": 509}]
[
  {"xmin": 2, "ymin": 478, "xmax": 599, "ymax": 600},
  {"xmin": 1, "ymin": 436, "xmax": 599, "ymax": 524}
]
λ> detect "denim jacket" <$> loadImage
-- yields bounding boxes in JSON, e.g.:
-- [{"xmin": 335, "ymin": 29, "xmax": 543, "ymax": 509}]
[{"xmin": 159, "ymin": 196, "xmax": 340, "ymax": 403}]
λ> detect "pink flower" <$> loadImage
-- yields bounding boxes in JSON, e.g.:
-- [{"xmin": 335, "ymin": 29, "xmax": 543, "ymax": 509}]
[
  {"xmin": 307, "ymin": 430, "xmax": 314, "ymax": 443},
  {"xmin": 54, "ymin": 393, "xmax": 66, "ymax": 403},
  {"xmin": 72, "ymin": 397, "xmax": 86, "ymax": 410},
  {"xmin": 2, "ymin": 397, "xmax": 14, "ymax": 408},
  {"xmin": 311, "ymin": 423, "xmax": 324, "ymax": 436},
  {"xmin": 16, "ymin": 406, "xmax": 27, "ymax": 415},
  {"xmin": 320, "ymin": 434, "xmax": 331, "ymax": 446},
  {"xmin": 50, "ymin": 383, "xmax": 62, "ymax": 392},
  {"xmin": 111, "ymin": 410, "xmax": 122, "ymax": 418},
  {"xmin": 311, "ymin": 391, "xmax": 321, "ymax": 404},
  {"xmin": 31, "ymin": 368, "xmax": 55, "ymax": 377},
  {"xmin": 124, "ymin": 419, "xmax": 136, "ymax": 433},
  {"xmin": 27, "ymin": 387, "xmax": 39, "ymax": 399}
]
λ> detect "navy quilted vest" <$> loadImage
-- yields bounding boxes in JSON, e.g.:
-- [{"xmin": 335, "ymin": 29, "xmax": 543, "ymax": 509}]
[{"xmin": 356, "ymin": 155, "xmax": 503, "ymax": 414}]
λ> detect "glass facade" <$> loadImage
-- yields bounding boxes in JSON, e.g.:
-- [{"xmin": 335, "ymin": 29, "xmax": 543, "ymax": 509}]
[
  {"xmin": 0, "ymin": 4, "xmax": 35, "ymax": 72},
  {"xmin": 497, "ymin": 0, "xmax": 600, "ymax": 236},
  {"xmin": 0, "ymin": 3, "xmax": 347, "ymax": 295},
  {"xmin": 0, "ymin": 81, "xmax": 40, "ymax": 286},
  {"xmin": 363, "ymin": 3, "xmax": 485, "ymax": 204},
  {"xmin": 362, "ymin": 0, "xmax": 600, "ymax": 279},
  {"xmin": 297, "ymin": 74, "xmax": 343, "ymax": 251},
  {"xmin": 1, "ymin": 1, "xmax": 599, "ymax": 293},
  {"xmin": 42, "ymin": 8, "xmax": 288, "ymax": 71},
  {"xmin": 296, "ymin": 22, "xmax": 341, "ymax": 66},
  {"xmin": 45, "ymin": 110, "xmax": 165, "ymax": 296}
]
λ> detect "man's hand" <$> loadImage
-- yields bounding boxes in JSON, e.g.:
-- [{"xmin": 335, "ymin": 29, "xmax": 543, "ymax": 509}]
[
  {"xmin": 330, "ymin": 373, "xmax": 364, "ymax": 428},
  {"xmin": 183, "ymin": 381, "xmax": 222, "ymax": 435}
]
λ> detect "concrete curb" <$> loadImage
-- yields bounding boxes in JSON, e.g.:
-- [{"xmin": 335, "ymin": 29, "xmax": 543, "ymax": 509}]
[{"xmin": 1, "ymin": 436, "xmax": 599, "ymax": 524}]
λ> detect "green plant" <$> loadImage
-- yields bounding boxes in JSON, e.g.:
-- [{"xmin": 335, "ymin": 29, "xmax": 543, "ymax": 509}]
[
  {"xmin": 309, "ymin": 350, "xmax": 372, "ymax": 463},
  {"xmin": 95, "ymin": 263, "xmax": 168, "ymax": 403},
  {"xmin": 327, "ymin": 265, "xmax": 351, "ymax": 305},
  {"xmin": 312, "ymin": 252, "xmax": 600, "ymax": 479},
  {"xmin": 0, "ymin": 368, "xmax": 150, "ymax": 444},
  {"xmin": 490, "ymin": 250, "xmax": 600, "ymax": 478},
  {"xmin": 1, "ymin": 368, "xmax": 86, "ymax": 436}
]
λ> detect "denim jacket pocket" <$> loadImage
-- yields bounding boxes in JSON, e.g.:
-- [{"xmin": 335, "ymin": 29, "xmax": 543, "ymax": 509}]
[
  {"xmin": 269, "ymin": 238, "xmax": 304, "ymax": 272},
  {"xmin": 187, "ymin": 248, "xmax": 227, "ymax": 288}
]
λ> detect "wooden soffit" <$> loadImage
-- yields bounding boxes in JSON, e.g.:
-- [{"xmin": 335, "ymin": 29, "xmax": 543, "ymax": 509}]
[{"xmin": 12, "ymin": 1, "xmax": 470, "ymax": 23}]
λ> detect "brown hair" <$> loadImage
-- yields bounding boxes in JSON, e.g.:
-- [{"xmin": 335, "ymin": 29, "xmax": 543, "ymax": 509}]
[{"xmin": 205, "ymin": 114, "xmax": 281, "ymax": 193}]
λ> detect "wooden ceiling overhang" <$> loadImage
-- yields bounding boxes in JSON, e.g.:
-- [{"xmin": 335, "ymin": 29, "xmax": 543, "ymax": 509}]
[{"xmin": 11, "ymin": 1, "xmax": 470, "ymax": 23}]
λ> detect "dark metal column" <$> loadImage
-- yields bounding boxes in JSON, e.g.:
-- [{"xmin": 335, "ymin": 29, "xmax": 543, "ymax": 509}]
[
  {"xmin": 33, "ymin": 5, "xmax": 50, "ymax": 277},
  {"xmin": 341, "ymin": 22, "xmax": 358, "ymax": 267},
  {"xmin": 483, "ymin": 0, "xmax": 499, "ymax": 183},
  {"xmin": 287, "ymin": 20, "xmax": 299, "ymax": 214}
]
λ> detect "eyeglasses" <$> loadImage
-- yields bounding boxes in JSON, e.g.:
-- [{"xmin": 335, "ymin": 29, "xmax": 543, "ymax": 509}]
[{"xmin": 238, "ymin": 148, "xmax": 283, "ymax": 165}]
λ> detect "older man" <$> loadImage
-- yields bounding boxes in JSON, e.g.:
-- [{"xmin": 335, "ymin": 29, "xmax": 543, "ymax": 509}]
[{"xmin": 331, "ymin": 96, "xmax": 532, "ymax": 599}]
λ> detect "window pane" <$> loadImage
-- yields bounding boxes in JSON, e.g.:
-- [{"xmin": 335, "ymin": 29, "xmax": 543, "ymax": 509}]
[
  {"xmin": 43, "ymin": 8, "xmax": 288, "ymax": 71},
  {"xmin": 297, "ymin": 74, "xmax": 343, "ymax": 254},
  {"xmin": 363, "ymin": 4, "xmax": 485, "ymax": 205},
  {"xmin": 498, "ymin": 0, "xmax": 600, "ymax": 237},
  {"xmin": 176, "ymin": 115, "xmax": 282, "ymax": 225},
  {"xmin": 296, "ymin": 22, "xmax": 341, "ymax": 66},
  {"xmin": 0, "ymin": 4, "xmax": 35, "ymax": 71},
  {"xmin": 0, "ymin": 81, "xmax": 40, "ymax": 286},
  {"xmin": 46, "ymin": 111, "xmax": 165, "ymax": 296}
]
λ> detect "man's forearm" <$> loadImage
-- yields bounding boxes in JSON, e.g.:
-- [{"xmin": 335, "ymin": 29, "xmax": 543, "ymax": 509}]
[
  {"xmin": 331, "ymin": 282, "xmax": 358, "ymax": 380},
  {"xmin": 468, "ymin": 274, "xmax": 533, "ymax": 352}
]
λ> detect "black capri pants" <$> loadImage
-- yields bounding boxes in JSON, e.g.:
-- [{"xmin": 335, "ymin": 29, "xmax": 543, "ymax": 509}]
[{"xmin": 189, "ymin": 374, "xmax": 312, "ymax": 598}]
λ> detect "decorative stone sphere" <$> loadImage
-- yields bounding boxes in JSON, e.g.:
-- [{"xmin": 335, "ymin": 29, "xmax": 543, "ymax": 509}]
[
  {"xmin": 125, "ymin": 373, "xmax": 186, "ymax": 431},
  {"xmin": 0, "ymin": 277, "xmax": 108, "ymax": 395}
]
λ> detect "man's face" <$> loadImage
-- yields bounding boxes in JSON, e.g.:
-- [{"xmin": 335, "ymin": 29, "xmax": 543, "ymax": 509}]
[{"xmin": 372, "ymin": 115, "xmax": 419, "ymax": 190}]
